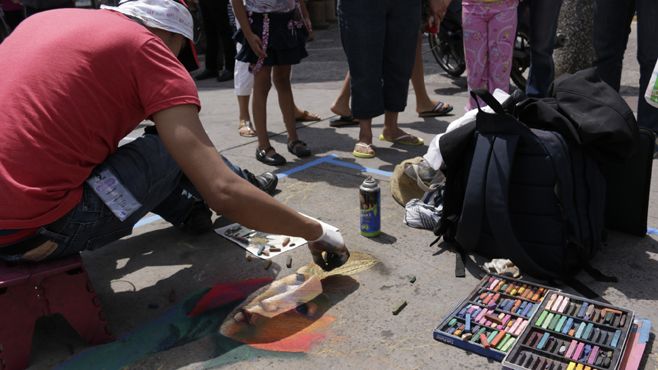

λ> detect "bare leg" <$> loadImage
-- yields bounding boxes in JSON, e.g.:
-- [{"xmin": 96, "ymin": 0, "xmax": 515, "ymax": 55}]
[
  {"xmin": 411, "ymin": 33, "xmax": 452, "ymax": 115},
  {"xmin": 331, "ymin": 71, "xmax": 352, "ymax": 117},
  {"xmin": 238, "ymin": 95, "xmax": 251, "ymax": 122},
  {"xmin": 381, "ymin": 111, "xmax": 422, "ymax": 144},
  {"xmin": 253, "ymin": 66, "xmax": 274, "ymax": 152},
  {"xmin": 272, "ymin": 65, "xmax": 299, "ymax": 143},
  {"xmin": 353, "ymin": 117, "xmax": 375, "ymax": 157}
]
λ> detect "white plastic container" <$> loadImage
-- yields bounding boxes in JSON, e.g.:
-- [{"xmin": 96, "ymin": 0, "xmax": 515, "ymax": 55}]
[{"xmin": 646, "ymin": 60, "xmax": 658, "ymax": 109}]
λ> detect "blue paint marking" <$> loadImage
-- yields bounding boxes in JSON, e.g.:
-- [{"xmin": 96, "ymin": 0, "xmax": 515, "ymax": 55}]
[
  {"xmin": 325, "ymin": 158, "xmax": 393, "ymax": 177},
  {"xmin": 275, "ymin": 155, "xmax": 336, "ymax": 179},
  {"xmin": 134, "ymin": 155, "xmax": 393, "ymax": 229},
  {"xmin": 647, "ymin": 227, "xmax": 658, "ymax": 235}
]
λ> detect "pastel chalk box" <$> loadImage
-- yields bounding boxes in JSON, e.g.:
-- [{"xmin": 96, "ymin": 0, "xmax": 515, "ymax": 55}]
[
  {"xmin": 502, "ymin": 291, "xmax": 634, "ymax": 370},
  {"xmin": 433, "ymin": 274, "xmax": 555, "ymax": 361}
]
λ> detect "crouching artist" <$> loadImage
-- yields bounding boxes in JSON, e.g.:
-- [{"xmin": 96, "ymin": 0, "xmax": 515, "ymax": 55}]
[{"xmin": 0, "ymin": 0, "xmax": 349, "ymax": 271}]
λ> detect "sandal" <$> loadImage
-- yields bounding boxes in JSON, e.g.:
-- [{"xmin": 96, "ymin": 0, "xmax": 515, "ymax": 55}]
[
  {"xmin": 239, "ymin": 120, "xmax": 256, "ymax": 137},
  {"xmin": 352, "ymin": 142, "xmax": 375, "ymax": 158},
  {"xmin": 256, "ymin": 147, "xmax": 287, "ymax": 166},
  {"xmin": 295, "ymin": 110, "xmax": 321, "ymax": 122},
  {"xmin": 378, "ymin": 133, "xmax": 424, "ymax": 146},
  {"xmin": 329, "ymin": 115, "xmax": 360, "ymax": 128},
  {"xmin": 287, "ymin": 140, "xmax": 311, "ymax": 158},
  {"xmin": 418, "ymin": 101, "xmax": 454, "ymax": 117}
]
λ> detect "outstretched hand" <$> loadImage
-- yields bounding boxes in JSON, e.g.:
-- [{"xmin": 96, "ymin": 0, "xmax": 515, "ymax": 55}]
[{"xmin": 307, "ymin": 222, "xmax": 350, "ymax": 271}]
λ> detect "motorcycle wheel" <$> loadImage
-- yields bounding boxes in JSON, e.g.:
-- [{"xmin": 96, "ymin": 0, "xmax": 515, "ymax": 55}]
[
  {"xmin": 428, "ymin": 32, "xmax": 466, "ymax": 78},
  {"xmin": 510, "ymin": 31, "xmax": 530, "ymax": 90}
]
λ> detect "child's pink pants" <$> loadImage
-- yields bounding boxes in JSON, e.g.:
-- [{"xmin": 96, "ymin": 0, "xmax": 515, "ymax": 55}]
[{"xmin": 462, "ymin": 0, "xmax": 519, "ymax": 110}]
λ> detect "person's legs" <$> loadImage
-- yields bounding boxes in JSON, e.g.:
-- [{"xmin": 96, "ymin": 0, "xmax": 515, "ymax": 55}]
[
  {"xmin": 198, "ymin": 0, "xmax": 221, "ymax": 78},
  {"xmin": 635, "ymin": 0, "xmax": 658, "ymax": 132},
  {"xmin": 412, "ymin": 31, "xmax": 453, "ymax": 116},
  {"xmin": 338, "ymin": 0, "xmax": 386, "ymax": 120},
  {"xmin": 486, "ymin": 0, "xmax": 517, "ymax": 95},
  {"xmin": 593, "ymin": 0, "xmax": 635, "ymax": 91},
  {"xmin": 382, "ymin": 0, "xmax": 420, "ymax": 114},
  {"xmin": 253, "ymin": 66, "xmax": 287, "ymax": 164},
  {"xmin": 331, "ymin": 71, "xmax": 352, "ymax": 117},
  {"xmin": 380, "ymin": 0, "xmax": 422, "ymax": 141},
  {"xmin": 26, "ymin": 135, "xmax": 198, "ymax": 260},
  {"xmin": 217, "ymin": 0, "xmax": 236, "ymax": 81},
  {"xmin": 272, "ymin": 65, "xmax": 305, "ymax": 148},
  {"xmin": 338, "ymin": 0, "xmax": 386, "ymax": 156},
  {"xmin": 234, "ymin": 42, "xmax": 256, "ymax": 136},
  {"xmin": 462, "ymin": 2, "xmax": 490, "ymax": 110},
  {"xmin": 525, "ymin": 0, "xmax": 562, "ymax": 97}
]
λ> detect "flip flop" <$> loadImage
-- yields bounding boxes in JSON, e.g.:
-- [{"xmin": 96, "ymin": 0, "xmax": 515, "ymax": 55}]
[
  {"xmin": 330, "ymin": 115, "xmax": 359, "ymax": 127},
  {"xmin": 378, "ymin": 133, "xmax": 425, "ymax": 146},
  {"xmin": 418, "ymin": 101, "xmax": 453, "ymax": 118},
  {"xmin": 295, "ymin": 110, "xmax": 321, "ymax": 122},
  {"xmin": 352, "ymin": 142, "xmax": 376, "ymax": 158},
  {"xmin": 239, "ymin": 120, "xmax": 256, "ymax": 137}
]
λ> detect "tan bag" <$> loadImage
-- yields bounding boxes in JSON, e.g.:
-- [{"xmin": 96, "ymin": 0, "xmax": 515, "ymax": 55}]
[{"xmin": 390, "ymin": 157, "xmax": 429, "ymax": 207}]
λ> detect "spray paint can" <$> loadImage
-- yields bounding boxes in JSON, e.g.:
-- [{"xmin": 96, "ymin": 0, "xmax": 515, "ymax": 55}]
[{"xmin": 359, "ymin": 177, "xmax": 381, "ymax": 237}]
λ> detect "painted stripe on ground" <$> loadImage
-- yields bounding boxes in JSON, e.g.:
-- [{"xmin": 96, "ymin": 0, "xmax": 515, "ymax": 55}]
[
  {"xmin": 325, "ymin": 158, "xmax": 393, "ymax": 177},
  {"xmin": 135, "ymin": 155, "xmax": 392, "ymax": 228},
  {"xmin": 275, "ymin": 154, "xmax": 337, "ymax": 179}
]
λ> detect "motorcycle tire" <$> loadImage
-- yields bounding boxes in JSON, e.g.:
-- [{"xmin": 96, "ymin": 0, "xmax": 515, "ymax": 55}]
[{"xmin": 428, "ymin": 32, "xmax": 466, "ymax": 78}]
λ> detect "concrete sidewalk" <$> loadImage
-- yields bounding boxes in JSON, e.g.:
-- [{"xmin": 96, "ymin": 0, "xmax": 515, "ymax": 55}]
[{"xmin": 28, "ymin": 24, "xmax": 658, "ymax": 370}]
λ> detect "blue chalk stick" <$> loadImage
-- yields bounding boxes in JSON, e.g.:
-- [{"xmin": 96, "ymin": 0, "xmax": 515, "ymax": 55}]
[
  {"xmin": 537, "ymin": 332, "xmax": 550, "ymax": 350},
  {"xmin": 611, "ymin": 329, "xmax": 622, "ymax": 348},
  {"xmin": 582, "ymin": 322, "xmax": 594, "ymax": 340},
  {"xmin": 575, "ymin": 322, "xmax": 586, "ymax": 339},
  {"xmin": 577, "ymin": 302, "xmax": 589, "ymax": 318},
  {"xmin": 521, "ymin": 302, "xmax": 534, "ymax": 317},
  {"xmin": 562, "ymin": 318, "xmax": 574, "ymax": 334},
  {"xmin": 517, "ymin": 301, "xmax": 527, "ymax": 314},
  {"xmin": 465, "ymin": 314, "xmax": 472, "ymax": 332},
  {"xmin": 458, "ymin": 306, "xmax": 468, "ymax": 317}
]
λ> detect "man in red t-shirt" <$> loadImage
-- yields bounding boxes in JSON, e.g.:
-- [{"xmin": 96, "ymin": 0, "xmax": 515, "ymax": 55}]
[{"xmin": 0, "ymin": 0, "xmax": 349, "ymax": 271}]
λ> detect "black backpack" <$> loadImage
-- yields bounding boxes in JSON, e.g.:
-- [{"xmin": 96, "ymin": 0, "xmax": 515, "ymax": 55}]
[{"xmin": 434, "ymin": 90, "xmax": 617, "ymax": 296}]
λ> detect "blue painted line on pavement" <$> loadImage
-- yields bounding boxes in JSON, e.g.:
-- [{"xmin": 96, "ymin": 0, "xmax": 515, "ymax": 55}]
[
  {"xmin": 325, "ymin": 158, "xmax": 393, "ymax": 177},
  {"xmin": 275, "ymin": 154, "xmax": 337, "ymax": 179},
  {"xmin": 135, "ymin": 155, "xmax": 392, "ymax": 229}
]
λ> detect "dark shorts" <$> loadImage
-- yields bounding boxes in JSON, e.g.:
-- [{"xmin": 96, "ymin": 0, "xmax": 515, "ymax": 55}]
[{"xmin": 234, "ymin": 11, "xmax": 309, "ymax": 66}]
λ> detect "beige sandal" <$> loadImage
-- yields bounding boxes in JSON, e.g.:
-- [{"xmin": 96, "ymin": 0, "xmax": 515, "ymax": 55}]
[
  {"xmin": 239, "ymin": 120, "xmax": 256, "ymax": 137},
  {"xmin": 352, "ymin": 142, "xmax": 376, "ymax": 158}
]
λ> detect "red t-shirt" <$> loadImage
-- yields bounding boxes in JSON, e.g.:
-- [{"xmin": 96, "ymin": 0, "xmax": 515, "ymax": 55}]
[{"xmin": 0, "ymin": 9, "xmax": 201, "ymax": 233}]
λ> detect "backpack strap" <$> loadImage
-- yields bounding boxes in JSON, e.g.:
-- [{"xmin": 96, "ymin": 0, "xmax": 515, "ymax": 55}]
[
  {"xmin": 454, "ymin": 134, "xmax": 493, "ymax": 251},
  {"xmin": 483, "ymin": 133, "xmax": 565, "ymax": 281}
]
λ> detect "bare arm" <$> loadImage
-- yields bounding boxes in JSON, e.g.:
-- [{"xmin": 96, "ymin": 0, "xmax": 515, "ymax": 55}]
[
  {"xmin": 429, "ymin": 0, "xmax": 451, "ymax": 29},
  {"xmin": 153, "ymin": 105, "xmax": 322, "ymax": 240}
]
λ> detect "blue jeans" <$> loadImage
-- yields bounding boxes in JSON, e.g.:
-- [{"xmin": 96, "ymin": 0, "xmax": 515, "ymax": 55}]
[
  {"xmin": 2, "ymin": 134, "xmax": 247, "ymax": 261},
  {"xmin": 338, "ymin": 0, "xmax": 421, "ymax": 119},
  {"xmin": 523, "ymin": 0, "xmax": 563, "ymax": 98},
  {"xmin": 594, "ymin": 0, "xmax": 658, "ymax": 131}
]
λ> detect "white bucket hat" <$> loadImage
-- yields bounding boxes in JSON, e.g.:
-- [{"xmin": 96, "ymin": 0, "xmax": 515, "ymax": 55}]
[{"xmin": 102, "ymin": 0, "xmax": 199, "ymax": 70}]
